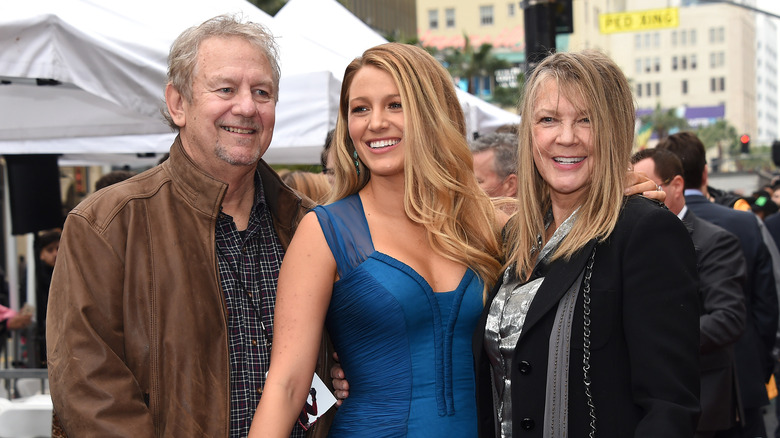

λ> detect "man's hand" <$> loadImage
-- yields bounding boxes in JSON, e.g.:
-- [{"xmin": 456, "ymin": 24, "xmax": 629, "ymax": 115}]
[
  {"xmin": 7, "ymin": 313, "xmax": 32, "ymax": 330},
  {"xmin": 330, "ymin": 352, "xmax": 349, "ymax": 406}
]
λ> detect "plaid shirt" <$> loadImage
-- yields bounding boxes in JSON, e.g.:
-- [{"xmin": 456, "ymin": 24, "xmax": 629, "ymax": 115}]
[{"xmin": 216, "ymin": 173, "xmax": 305, "ymax": 438}]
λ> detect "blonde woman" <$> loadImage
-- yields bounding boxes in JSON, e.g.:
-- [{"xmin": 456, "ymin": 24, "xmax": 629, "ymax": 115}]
[
  {"xmin": 282, "ymin": 170, "xmax": 332, "ymax": 204},
  {"xmin": 250, "ymin": 43, "xmax": 504, "ymax": 438},
  {"xmin": 473, "ymin": 50, "xmax": 700, "ymax": 437}
]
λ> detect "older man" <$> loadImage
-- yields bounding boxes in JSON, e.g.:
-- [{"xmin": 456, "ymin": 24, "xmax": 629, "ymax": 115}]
[
  {"xmin": 47, "ymin": 15, "xmax": 330, "ymax": 438},
  {"xmin": 470, "ymin": 132, "xmax": 518, "ymax": 198},
  {"xmin": 657, "ymin": 132, "xmax": 778, "ymax": 438}
]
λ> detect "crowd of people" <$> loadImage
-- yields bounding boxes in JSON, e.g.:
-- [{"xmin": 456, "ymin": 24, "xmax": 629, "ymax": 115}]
[{"xmin": 21, "ymin": 11, "xmax": 780, "ymax": 438}]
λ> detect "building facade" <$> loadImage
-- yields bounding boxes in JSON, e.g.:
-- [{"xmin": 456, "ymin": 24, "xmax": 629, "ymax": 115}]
[
  {"xmin": 756, "ymin": 0, "xmax": 779, "ymax": 145},
  {"xmin": 414, "ymin": 0, "xmax": 776, "ymax": 148},
  {"xmin": 569, "ymin": 0, "xmax": 762, "ymax": 147},
  {"xmin": 342, "ymin": 0, "xmax": 417, "ymax": 42},
  {"xmin": 416, "ymin": 0, "xmax": 525, "ymax": 53}
]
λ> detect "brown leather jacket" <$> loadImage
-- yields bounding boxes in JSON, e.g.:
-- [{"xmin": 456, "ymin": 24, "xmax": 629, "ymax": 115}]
[{"xmin": 47, "ymin": 136, "xmax": 333, "ymax": 437}]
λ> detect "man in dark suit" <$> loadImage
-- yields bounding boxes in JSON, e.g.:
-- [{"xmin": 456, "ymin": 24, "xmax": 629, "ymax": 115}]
[
  {"xmin": 658, "ymin": 132, "xmax": 779, "ymax": 438},
  {"xmin": 632, "ymin": 148, "xmax": 747, "ymax": 437}
]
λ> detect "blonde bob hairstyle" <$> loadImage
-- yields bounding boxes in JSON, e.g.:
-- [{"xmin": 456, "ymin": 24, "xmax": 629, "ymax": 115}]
[
  {"xmin": 329, "ymin": 42, "xmax": 503, "ymax": 293},
  {"xmin": 505, "ymin": 49, "xmax": 635, "ymax": 278}
]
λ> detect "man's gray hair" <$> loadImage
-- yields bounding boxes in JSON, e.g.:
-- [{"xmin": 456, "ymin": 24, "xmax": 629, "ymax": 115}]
[
  {"xmin": 470, "ymin": 132, "xmax": 519, "ymax": 179},
  {"xmin": 161, "ymin": 14, "xmax": 281, "ymax": 130}
]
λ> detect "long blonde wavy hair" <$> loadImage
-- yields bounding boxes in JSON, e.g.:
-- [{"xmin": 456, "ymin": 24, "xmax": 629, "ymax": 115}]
[
  {"xmin": 505, "ymin": 50, "xmax": 636, "ymax": 278},
  {"xmin": 328, "ymin": 42, "xmax": 503, "ymax": 295}
]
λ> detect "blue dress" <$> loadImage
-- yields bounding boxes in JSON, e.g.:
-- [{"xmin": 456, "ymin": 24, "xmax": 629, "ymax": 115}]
[{"xmin": 313, "ymin": 194, "xmax": 483, "ymax": 437}]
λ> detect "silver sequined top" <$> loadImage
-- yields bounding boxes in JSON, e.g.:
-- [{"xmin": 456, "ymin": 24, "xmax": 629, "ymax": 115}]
[{"xmin": 483, "ymin": 211, "xmax": 578, "ymax": 437}]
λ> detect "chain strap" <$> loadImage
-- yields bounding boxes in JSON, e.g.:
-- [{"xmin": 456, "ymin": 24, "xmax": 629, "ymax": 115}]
[{"xmin": 582, "ymin": 246, "xmax": 597, "ymax": 438}]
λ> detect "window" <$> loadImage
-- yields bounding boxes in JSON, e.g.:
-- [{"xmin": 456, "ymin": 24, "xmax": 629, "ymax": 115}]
[
  {"xmin": 646, "ymin": 83, "xmax": 651, "ymax": 96},
  {"xmin": 637, "ymin": 83, "xmax": 643, "ymax": 97},
  {"xmin": 671, "ymin": 31, "xmax": 677, "ymax": 46},
  {"xmin": 710, "ymin": 27, "xmax": 725, "ymax": 43},
  {"xmin": 682, "ymin": 80, "xmax": 688, "ymax": 95},
  {"xmin": 690, "ymin": 54, "xmax": 697, "ymax": 70},
  {"xmin": 644, "ymin": 33, "xmax": 651, "ymax": 48},
  {"xmin": 680, "ymin": 30, "xmax": 687, "ymax": 46},
  {"xmin": 655, "ymin": 82, "xmax": 661, "ymax": 95},
  {"xmin": 635, "ymin": 34, "xmax": 642, "ymax": 50},
  {"xmin": 654, "ymin": 32, "xmax": 661, "ymax": 48},
  {"xmin": 654, "ymin": 57, "xmax": 661, "ymax": 72},
  {"xmin": 636, "ymin": 59, "xmax": 643, "ymax": 75},
  {"xmin": 445, "ymin": 8, "xmax": 455, "ymax": 28},
  {"xmin": 508, "ymin": 3, "xmax": 515, "ymax": 16},
  {"xmin": 645, "ymin": 58, "xmax": 651, "ymax": 73},
  {"xmin": 710, "ymin": 77, "xmax": 725, "ymax": 92},
  {"xmin": 480, "ymin": 6, "xmax": 494, "ymax": 26},
  {"xmin": 672, "ymin": 56, "xmax": 678, "ymax": 71},
  {"xmin": 690, "ymin": 29, "xmax": 697, "ymax": 45},
  {"xmin": 428, "ymin": 9, "xmax": 438, "ymax": 29},
  {"xmin": 710, "ymin": 51, "xmax": 725, "ymax": 68},
  {"xmin": 681, "ymin": 56, "xmax": 687, "ymax": 70}
]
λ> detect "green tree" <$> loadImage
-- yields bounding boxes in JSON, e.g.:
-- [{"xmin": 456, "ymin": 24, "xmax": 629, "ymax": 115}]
[
  {"xmin": 639, "ymin": 103, "xmax": 689, "ymax": 140},
  {"xmin": 439, "ymin": 35, "xmax": 510, "ymax": 96},
  {"xmin": 696, "ymin": 119, "xmax": 739, "ymax": 158}
]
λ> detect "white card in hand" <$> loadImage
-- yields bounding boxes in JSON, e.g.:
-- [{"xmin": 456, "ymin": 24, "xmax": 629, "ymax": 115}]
[{"xmin": 296, "ymin": 373, "xmax": 337, "ymax": 430}]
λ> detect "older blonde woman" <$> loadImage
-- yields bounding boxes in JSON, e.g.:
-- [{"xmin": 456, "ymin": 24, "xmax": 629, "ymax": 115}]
[{"xmin": 473, "ymin": 50, "xmax": 701, "ymax": 437}]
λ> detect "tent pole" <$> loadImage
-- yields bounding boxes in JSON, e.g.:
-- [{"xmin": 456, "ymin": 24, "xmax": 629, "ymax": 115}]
[
  {"xmin": 2, "ymin": 159, "xmax": 20, "ymax": 365},
  {"xmin": 26, "ymin": 234, "xmax": 35, "ymax": 313}
]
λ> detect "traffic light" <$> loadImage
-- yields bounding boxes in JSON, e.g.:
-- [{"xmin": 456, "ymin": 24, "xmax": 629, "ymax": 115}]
[{"xmin": 740, "ymin": 134, "xmax": 750, "ymax": 154}]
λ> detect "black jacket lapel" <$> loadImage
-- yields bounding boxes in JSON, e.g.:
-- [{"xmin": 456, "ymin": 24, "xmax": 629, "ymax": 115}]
[{"xmin": 520, "ymin": 239, "xmax": 598, "ymax": 337}]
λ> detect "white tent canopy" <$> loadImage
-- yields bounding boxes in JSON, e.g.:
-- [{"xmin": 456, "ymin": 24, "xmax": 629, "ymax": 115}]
[
  {"xmin": 275, "ymin": 0, "xmax": 521, "ymax": 139},
  {"xmin": 0, "ymin": 0, "xmax": 518, "ymax": 166},
  {"xmin": 0, "ymin": 0, "xmax": 342, "ymax": 164}
]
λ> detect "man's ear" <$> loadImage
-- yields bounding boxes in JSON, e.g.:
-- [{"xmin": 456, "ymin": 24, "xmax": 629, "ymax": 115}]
[
  {"xmin": 670, "ymin": 174, "xmax": 685, "ymax": 194},
  {"xmin": 165, "ymin": 83, "xmax": 186, "ymax": 128},
  {"xmin": 701, "ymin": 164, "xmax": 709, "ymax": 191},
  {"xmin": 503, "ymin": 174, "xmax": 518, "ymax": 198}
]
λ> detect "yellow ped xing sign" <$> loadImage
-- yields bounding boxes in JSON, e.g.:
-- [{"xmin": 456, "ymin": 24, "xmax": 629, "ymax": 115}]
[{"xmin": 599, "ymin": 7, "xmax": 679, "ymax": 34}]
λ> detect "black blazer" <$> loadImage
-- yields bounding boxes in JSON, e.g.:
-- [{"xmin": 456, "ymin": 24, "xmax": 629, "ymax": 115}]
[
  {"xmin": 685, "ymin": 193, "xmax": 778, "ymax": 409},
  {"xmin": 473, "ymin": 196, "xmax": 701, "ymax": 437},
  {"xmin": 683, "ymin": 209, "xmax": 746, "ymax": 431}
]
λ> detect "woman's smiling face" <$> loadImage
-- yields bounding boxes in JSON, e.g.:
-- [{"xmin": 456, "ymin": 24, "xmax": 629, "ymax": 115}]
[
  {"xmin": 532, "ymin": 78, "xmax": 594, "ymax": 206},
  {"xmin": 347, "ymin": 65, "xmax": 405, "ymax": 178}
]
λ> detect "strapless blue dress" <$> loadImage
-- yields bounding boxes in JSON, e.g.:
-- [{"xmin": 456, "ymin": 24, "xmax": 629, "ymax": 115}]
[{"xmin": 313, "ymin": 194, "xmax": 482, "ymax": 437}]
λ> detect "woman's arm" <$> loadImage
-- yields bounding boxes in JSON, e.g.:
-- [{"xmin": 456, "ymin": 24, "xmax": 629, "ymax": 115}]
[
  {"xmin": 248, "ymin": 212, "xmax": 337, "ymax": 438},
  {"xmin": 622, "ymin": 205, "xmax": 700, "ymax": 436}
]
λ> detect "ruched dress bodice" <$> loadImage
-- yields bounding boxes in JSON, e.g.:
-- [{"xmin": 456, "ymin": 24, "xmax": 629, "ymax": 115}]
[{"xmin": 313, "ymin": 194, "xmax": 482, "ymax": 437}]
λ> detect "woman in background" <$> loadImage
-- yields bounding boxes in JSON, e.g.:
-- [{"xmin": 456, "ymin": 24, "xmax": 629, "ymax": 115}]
[{"xmin": 282, "ymin": 170, "xmax": 332, "ymax": 204}]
